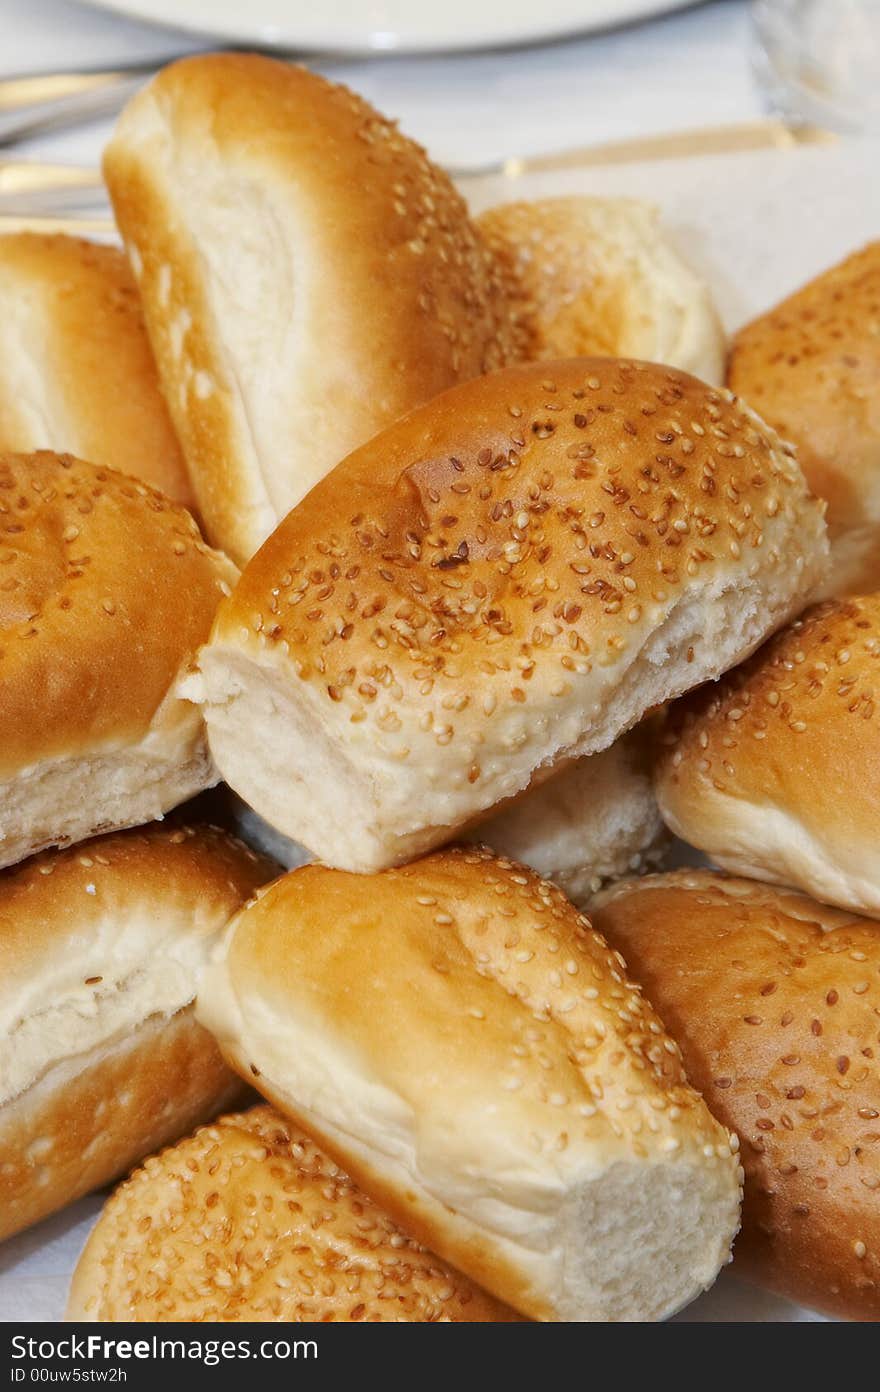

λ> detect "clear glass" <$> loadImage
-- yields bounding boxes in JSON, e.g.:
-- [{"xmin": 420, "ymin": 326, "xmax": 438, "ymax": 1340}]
[{"xmin": 752, "ymin": 0, "xmax": 880, "ymax": 133}]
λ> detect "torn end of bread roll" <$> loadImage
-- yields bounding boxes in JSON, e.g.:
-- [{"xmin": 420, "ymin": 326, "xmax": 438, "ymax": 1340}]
[
  {"xmin": 655, "ymin": 594, "xmax": 880, "ymax": 917},
  {"xmin": 727, "ymin": 241, "xmax": 880, "ymax": 598},
  {"xmin": 197, "ymin": 847, "xmax": 742, "ymax": 1322},
  {"xmin": 66, "ymin": 1106, "xmax": 520, "ymax": 1322},
  {"xmin": 2, "ymin": 1010, "xmax": 242, "ymax": 1247},
  {"xmin": 469, "ymin": 724, "xmax": 667, "ymax": 904},
  {"xmin": 477, "ymin": 196, "xmax": 725, "ymax": 385},
  {"xmin": 0, "ymin": 822, "xmax": 277, "ymax": 1242},
  {"xmin": 590, "ymin": 869, "xmax": 880, "ymax": 1321},
  {"xmin": 196, "ymin": 357, "xmax": 828, "ymax": 873},
  {"xmin": 0, "ymin": 233, "xmax": 193, "ymax": 509},
  {"xmin": 0, "ymin": 450, "xmax": 238, "ymax": 868},
  {"xmin": 104, "ymin": 52, "xmax": 520, "ymax": 563}
]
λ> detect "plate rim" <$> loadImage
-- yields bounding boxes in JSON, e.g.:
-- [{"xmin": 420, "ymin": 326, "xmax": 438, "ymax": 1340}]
[{"xmin": 74, "ymin": 0, "xmax": 700, "ymax": 56}]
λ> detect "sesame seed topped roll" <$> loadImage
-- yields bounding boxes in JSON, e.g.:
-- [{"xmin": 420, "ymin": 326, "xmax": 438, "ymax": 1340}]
[
  {"xmin": 728, "ymin": 242, "xmax": 880, "ymax": 598},
  {"xmin": 655, "ymin": 594, "xmax": 880, "ymax": 917},
  {"xmin": 476, "ymin": 197, "xmax": 725, "ymax": 385},
  {"xmin": 104, "ymin": 53, "xmax": 520, "ymax": 564},
  {"xmin": 591, "ymin": 869, "xmax": 880, "ymax": 1320},
  {"xmin": 195, "ymin": 357, "xmax": 828, "ymax": 873},
  {"xmin": 197, "ymin": 847, "xmax": 743, "ymax": 1322},
  {"xmin": 67, "ymin": 1107, "xmax": 520, "ymax": 1322},
  {"xmin": 0, "ymin": 450, "xmax": 238, "ymax": 868}
]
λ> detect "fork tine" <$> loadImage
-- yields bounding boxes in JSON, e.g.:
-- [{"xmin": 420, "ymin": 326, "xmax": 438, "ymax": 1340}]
[{"xmin": 0, "ymin": 212, "xmax": 116, "ymax": 236}]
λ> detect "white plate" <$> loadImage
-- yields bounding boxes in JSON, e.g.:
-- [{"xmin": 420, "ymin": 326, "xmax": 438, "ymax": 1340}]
[{"xmin": 77, "ymin": 0, "xmax": 698, "ymax": 55}]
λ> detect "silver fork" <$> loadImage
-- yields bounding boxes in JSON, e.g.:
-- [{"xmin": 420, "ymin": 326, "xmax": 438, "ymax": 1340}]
[
  {"xmin": 0, "ymin": 50, "xmax": 837, "ymax": 240},
  {"xmin": 0, "ymin": 113, "xmax": 836, "ymax": 219},
  {"xmin": 0, "ymin": 56, "xmax": 196, "ymax": 146}
]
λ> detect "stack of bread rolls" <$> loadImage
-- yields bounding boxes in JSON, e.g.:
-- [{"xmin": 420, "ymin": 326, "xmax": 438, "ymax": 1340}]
[{"xmin": 1, "ymin": 47, "xmax": 876, "ymax": 1323}]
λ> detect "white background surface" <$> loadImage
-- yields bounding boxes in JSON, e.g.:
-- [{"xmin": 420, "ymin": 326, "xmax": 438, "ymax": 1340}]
[{"xmin": 0, "ymin": 0, "xmax": 866, "ymax": 1325}]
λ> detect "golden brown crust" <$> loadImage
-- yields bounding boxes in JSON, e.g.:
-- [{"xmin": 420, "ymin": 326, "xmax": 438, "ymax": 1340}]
[
  {"xmin": 477, "ymin": 197, "xmax": 724, "ymax": 383},
  {"xmin": 0, "ymin": 234, "xmax": 192, "ymax": 508},
  {"xmin": 590, "ymin": 869, "xmax": 880, "ymax": 1320},
  {"xmin": 655, "ymin": 594, "xmax": 880, "ymax": 914},
  {"xmin": 0, "ymin": 450, "xmax": 235, "ymax": 778},
  {"xmin": 200, "ymin": 356, "xmax": 828, "ymax": 869},
  {"xmin": 728, "ymin": 242, "xmax": 880, "ymax": 593},
  {"xmin": 221, "ymin": 356, "xmax": 824, "ymax": 727},
  {"xmin": 0, "ymin": 1009, "xmax": 244, "ymax": 1243},
  {"xmin": 104, "ymin": 53, "xmax": 520, "ymax": 562},
  {"xmin": 0, "ymin": 820, "xmax": 276, "ymax": 989},
  {"xmin": 67, "ymin": 1106, "xmax": 520, "ymax": 1322},
  {"xmin": 479, "ymin": 201, "xmax": 624, "ymax": 360}
]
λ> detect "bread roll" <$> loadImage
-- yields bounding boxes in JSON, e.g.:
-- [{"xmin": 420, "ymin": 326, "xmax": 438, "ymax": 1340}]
[
  {"xmin": 470, "ymin": 726, "xmax": 666, "ymax": 904},
  {"xmin": 104, "ymin": 53, "xmax": 519, "ymax": 564},
  {"xmin": 477, "ymin": 197, "xmax": 724, "ymax": 384},
  {"xmin": 67, "ymin": 1106, "xmax": 519, "ymax": 1322},
  {"xmin": 0, "ymin": 450, "xmax": 237, "ymax": 868},
  {"xmin": 590, "ymin": 870, "xmax": 880, "ymax": 1320},
  {"xmin": 655, "ymin": 594, "xmax": 880, "ymax": 916},
  {"xmin": 0, "ymin": 823, "xmax": 276, "ymax": 1242},
  {"xmin": 194, "ymin": 357, "xmax": 828, "ymax": 873},
  {"xmin": 203, "ymin": 728, "xmax": 666, "ymax": 901},
  {"xmin": 728, "ymin": 242, "xmax": 880, "ymax": 597},
  {"xmin": 197, "ymin": 846, "xmax": 743, "ymax": 1322},
  {"xmin": 0, "ymin": 234, "xmax": 192, "ymax": 508}
]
